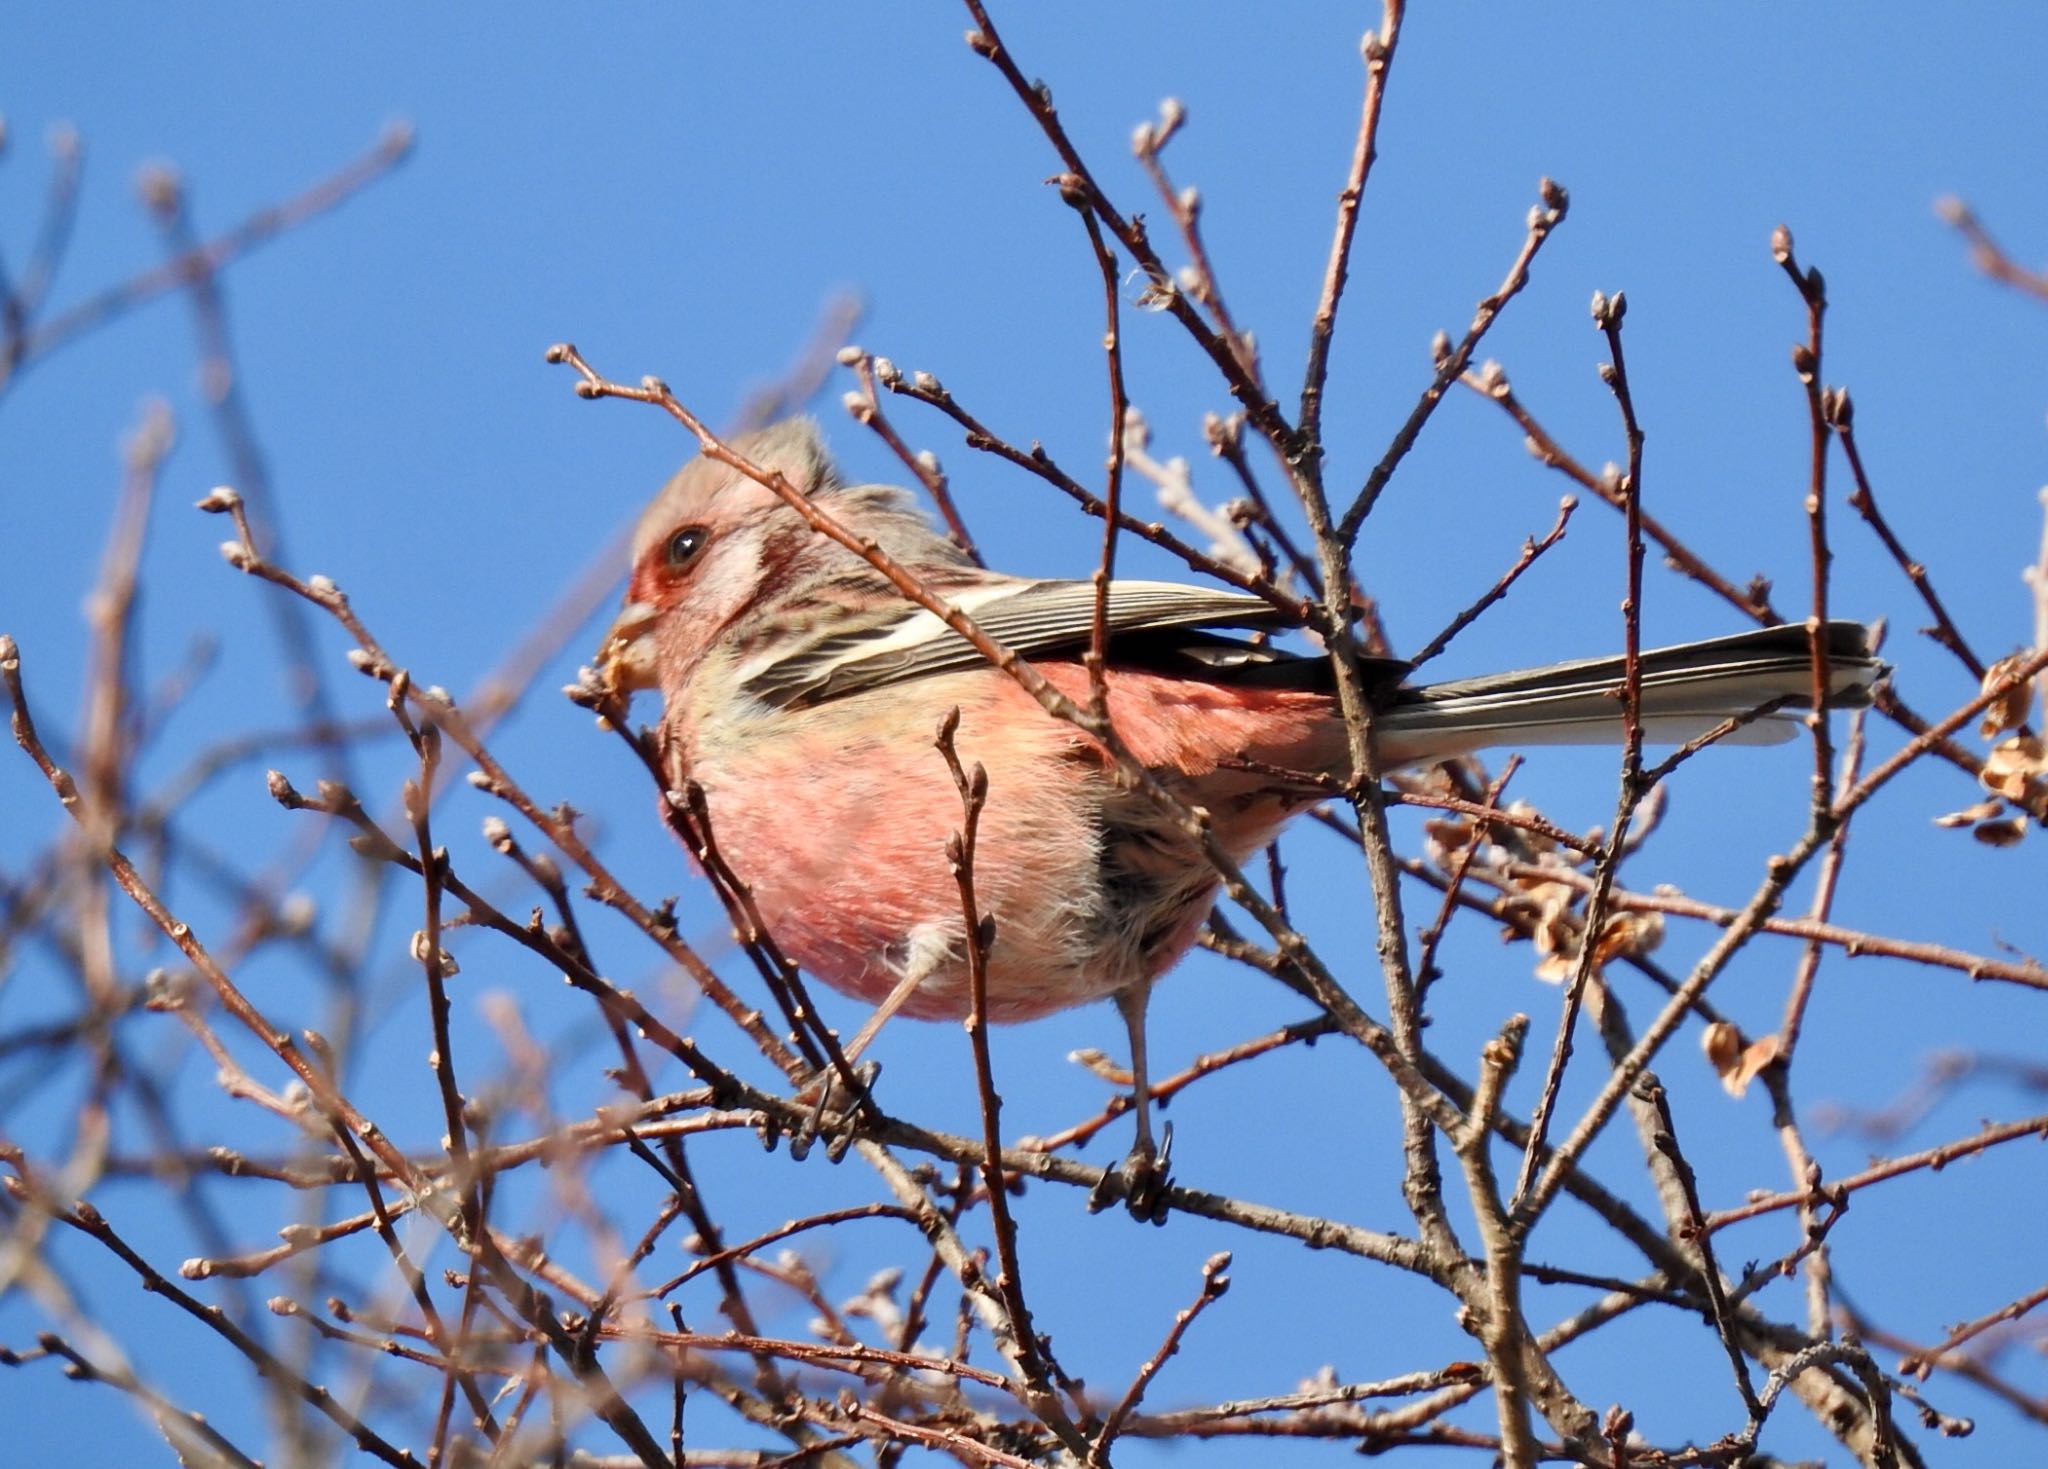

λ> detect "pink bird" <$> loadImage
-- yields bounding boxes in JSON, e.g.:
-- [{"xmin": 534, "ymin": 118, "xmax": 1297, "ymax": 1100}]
[{"xmin": 598, "ymin": 420, "xmax": 1879, "ymax": 1207}]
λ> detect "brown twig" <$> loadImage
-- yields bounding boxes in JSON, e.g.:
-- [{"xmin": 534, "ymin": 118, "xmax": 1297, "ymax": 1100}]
[
  {"xmin": 1459, "ymin": 363, "xmax": 1781, "ymax": 623},
  {"xmin": 11, "ymin": 124, "xmax": 413, "ymax": 382},
  {"xmin": 1090, "ymin": 1252, "xmax": 1233, "ymax": 1464},
  {"xmin": 1833, "ymin": 394, "xmax": 1987, "ymax": 680},
  {"xmin": 6, "ymin": 1331, "xmax": 264, "ymax": 1469},
  {"xmin": 1338, "ymin": 180, "xmax": 1569, "ymax": 542},
  {"xmin": 935, "ymin": 710, "xmax": 1090, "ymax": 1456},
  {"xmin": 1054, "ymin": 178, "xmax": 1131, "ymax": 716},
  {"xmin": 1772, "ymin": 225, "xmax": 1839, "ymax": 827},
  {"xmin": 1297, "ymin": 2, "xmax": 1402, "ymax": 452},
  {"xmin": 959, "ymin": 0, "xmax": 1291, "ymax": 457},
  {"xmin": 1640, "ymin": 1081, "xmax": 1762, "ymax": 1418},
  {"xmin": 886, "ymin": 369, "xmax": 1317, "ymax": 626},
  {"xmin": 5, "ymin": 637, "xmax": 428, "ymax": 1196},
  {"xmin": 1704, "ymin": 1112, "xmax": 2048, "ymax": 1232},
  {"xmin": 1409, "ymin": 495, "xmax": 1576, "ymax": 668},
  {"xmin": 1018, "ymin": 1012, "xmax": 1341, "ymax": 1155},
  {"xmin": 1898, "ymin": 1280, "xmax": 2048, "ymax": 1378},
  {"xmin": 1132, "ymin": 100, "xmax": 1261, "ymax": 387},
  {"xmin": 1509, "ymin": 289, "xmax": 1649, "ymax": 1224},
  {"xmin": 1, "ymin": 1177, "xmax": 425, "ymax": 1467},
  {"xmin": 842, "ymin": 349, "xmax": 983, "ymax": 565},
  {"xmin": 0, "ymin": 123, "xmax": 83, "ymax": 377},
  {"xmin": 193, "ymin": 491, "xmax": 803, "ymax": 1075},
  {"xmin": 1938, "ymin": 196, "xmax": 2048, "ymax": 305},
  {"xmin": 1414, "ymin": 758, "xmax": 1520, "ymax": 1000},
  {"xmin": 1490, "ymin": 857, "xmax": 2046, "ymax": 991}
]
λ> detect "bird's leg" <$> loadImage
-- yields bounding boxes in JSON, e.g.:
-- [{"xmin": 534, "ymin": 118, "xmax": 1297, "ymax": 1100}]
[
  {"xmin": 1119, "ymin": 981, "xmax": 1158, "ymax": 1162},
  {"xmin": 1090, "ymin": 980, "xmax": 1172, "ymax": 1223},
  {"xmin": 792, "ymin": 932, "xmax": 945, "ymax": 1154},
  {"xmin": 839, "ymin": 964, "xmax": 928, "ymax": 1067}
]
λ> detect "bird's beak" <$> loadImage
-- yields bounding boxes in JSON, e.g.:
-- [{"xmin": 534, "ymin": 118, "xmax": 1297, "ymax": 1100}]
[{"xmin": 597, "ymin": 601, "xmax": 662, "ymax": 696}]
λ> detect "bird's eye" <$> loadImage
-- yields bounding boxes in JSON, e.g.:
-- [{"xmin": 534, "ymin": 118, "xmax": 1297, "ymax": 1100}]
[{"xmin": 665, "ymin": 526, "xmax": 709, "ymax": 570}]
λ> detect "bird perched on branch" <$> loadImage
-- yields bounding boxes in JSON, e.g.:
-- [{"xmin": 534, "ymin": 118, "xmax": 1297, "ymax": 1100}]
[{"xmin": 597, "ymin": 419, "xmax": 1880, "ymax": 1214}]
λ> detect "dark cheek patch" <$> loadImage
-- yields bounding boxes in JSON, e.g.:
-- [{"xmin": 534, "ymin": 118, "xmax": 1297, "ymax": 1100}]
[{"xmin": 757, "ymin": 525, "xmax": 808, "ymax": 584}]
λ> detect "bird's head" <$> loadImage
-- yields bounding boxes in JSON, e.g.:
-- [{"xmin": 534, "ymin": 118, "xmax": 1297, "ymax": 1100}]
[
  {"xmin": 598, "ymin": 418, "xmax": 844, "ymax": 700},
  {"xmin": 596, "ymin": 418, "xmax": 971, "ymax": 705}
]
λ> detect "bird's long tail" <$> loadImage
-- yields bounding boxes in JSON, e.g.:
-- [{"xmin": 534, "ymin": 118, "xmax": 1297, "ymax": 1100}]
[{"xmin": 1375, "ymin": 622, "xmax": 1883, "ymax": 764}]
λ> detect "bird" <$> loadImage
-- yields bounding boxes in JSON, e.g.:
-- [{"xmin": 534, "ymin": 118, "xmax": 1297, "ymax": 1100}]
[{"xmin": 596, "ymin": 419, "xmax": 1880, "ymax": 1208}]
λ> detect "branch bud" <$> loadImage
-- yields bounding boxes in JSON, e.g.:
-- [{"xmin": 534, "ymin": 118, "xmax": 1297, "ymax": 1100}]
[
  {"xmin": 266, "ymin": 769, "xmax": 304, "ymax": 809},
  {"xmin": 135, "ymin": 163, "xmax": 182, "ymax": 215},
  {"xmin": 411, "ymin": 930, "xmax": 460, "ymax": 976}
]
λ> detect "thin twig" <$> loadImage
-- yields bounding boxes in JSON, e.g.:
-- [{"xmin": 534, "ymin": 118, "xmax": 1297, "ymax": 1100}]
[
  {"xmin": 1297, "ymin": 2, "xmax": 1402, "ymax": 452},
  {"xmin": 936, "ymin": 711, "xmax": 1091, "ymax": 1457},
  {"xmin": 11, "ymin": 124, "xmax": 413, "ymax": 380},
  {"xmin": 1938, "ymin": 196, "xmax": 2048, "ymax": 305},
  {"xmin": 1510, "ymin": 289, "xmax": 1649, "ymax": 1225},
  {"xmin": 1408, "ymin": 496, "xmax": 1575, "ymax": 668},
  {"xmin": 1338, "ymin": 180, "xmax": 1569, "ymax": 541},
  {"xmin": 1090, "ymin": 1252, "xmax": 1233, "ymax": 1464}
]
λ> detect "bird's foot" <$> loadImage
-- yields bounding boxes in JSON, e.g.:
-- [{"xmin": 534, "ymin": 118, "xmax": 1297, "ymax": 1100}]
[
  {"xmin": 1087, "ymin": 1123, "xmax": 1173, "ymax": 1225},
  {"xmin": 787, "ymin": 1058, "xmax": 880, "ymax": 1162}
]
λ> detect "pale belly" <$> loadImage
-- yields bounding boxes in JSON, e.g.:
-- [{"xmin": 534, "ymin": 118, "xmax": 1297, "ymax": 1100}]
[
  {"xmin": 682, "ymin": 670, "xmax": 1122, "ymax": 1022},
  {"xmin": 671, "ymin": 662, "xmax": 1338, "ymax": 1024}
]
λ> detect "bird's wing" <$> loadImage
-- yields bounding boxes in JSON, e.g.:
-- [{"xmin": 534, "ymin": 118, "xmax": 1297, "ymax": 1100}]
[{"xmin": 741, "ymin": 579, "xmax": 1299, "ymax": 708}]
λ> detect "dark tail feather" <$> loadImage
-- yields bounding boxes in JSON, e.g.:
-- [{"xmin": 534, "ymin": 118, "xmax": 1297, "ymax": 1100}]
[{"xmin": 1376, "ymin": 622, "xmax": 1883, "ymax": 762}]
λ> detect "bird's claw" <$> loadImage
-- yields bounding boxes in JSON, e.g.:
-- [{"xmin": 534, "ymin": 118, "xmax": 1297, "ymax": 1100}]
[
  {"xmin": 788, "ymin": 1058, "xmax": 879, "ymax": 1162},
  {"xmin": 1087, "ymin": 1122, "xmax": 1173, "ymax": 1225}
]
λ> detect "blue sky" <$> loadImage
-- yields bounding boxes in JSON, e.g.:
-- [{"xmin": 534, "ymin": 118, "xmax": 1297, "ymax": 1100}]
[{"xmin": 4, "ymin": 5, "xmax": 2047, "ymax": 1464}]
